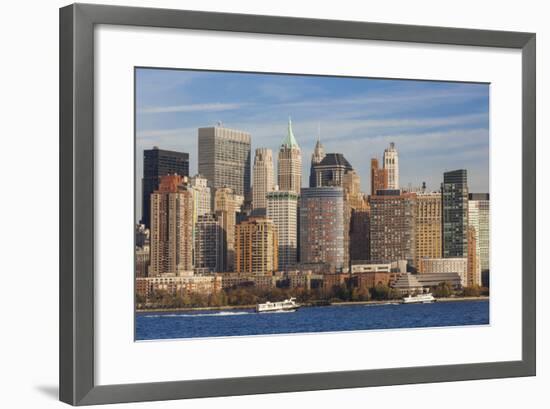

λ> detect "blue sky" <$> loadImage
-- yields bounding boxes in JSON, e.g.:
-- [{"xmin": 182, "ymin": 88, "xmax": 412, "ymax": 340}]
[{"xmin": 136, "ymin": 68, "xmax": 489, "ymax": 219}]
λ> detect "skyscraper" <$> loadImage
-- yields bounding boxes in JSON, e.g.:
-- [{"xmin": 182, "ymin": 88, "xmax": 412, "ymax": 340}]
[
  {"xmin": 442, "ymin": 169, "xmax": 469, "ymax": 258},
  {"xmin": 278, "ymin": 118, "xmax": 302, "ymax": 195},
  {"xmin": 267, "ymin": 190, "xmax": 299, "ymax": 270},
  {"xmin": 235, "ymin": 217, "xmax": 278, "ymax": 274},
  {"xmin": 369, "ymin": 192, "xmax": 416, "ymax": 266},
  {"xmin": 415, "ymin": 192, "xmax": 442, "ymax": 272},
  {"xmin": 149, "ymin": 174, "xmax": 194, "ymax": 276},
  {"xmin": 252, "ymin": 148, "xmax": 274, "ymax": 215},
  {"xmin": 198, "ymin": 125, "xmax": 251, "ymax": 197},
  {"xmin": 383, "ymin": 142, "xmax": 399, "ymax": 189},
  {"xmin": 141, "ymin": 147, "xmax": 189, "ymax": 228},
  {"xmin": 468, "ymin": 193, "xmax": 490, "ymax": 273},
  {"xmin": 300, "ymin": 187, "xmax": 345, "ymax": 272},
  {"xmin": 370, "ymin": 158, "xmax": 388, "ymax": 196},
  {"xmin": 214, "ymin": 187, "xmax": 243, "ymax": 272},
  {"xmin": 309, "ymin": 136, "xmax": 325, "ymax": 187},
  {"xmin": 194, "ymin": 213, "xmax": 222, "ymax": 274}
]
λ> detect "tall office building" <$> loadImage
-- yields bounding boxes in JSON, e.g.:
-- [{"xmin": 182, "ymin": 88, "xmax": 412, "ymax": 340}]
[
  {"xmin": 252, "ymin": 148, "xmax": 274, "ymax": 215},
  {"xmin": 370, "ymin": 192, "xmax": 416, "ymax": 266},
  {"xmin": 149, "ymin": 174, "xmax": 194, "ymax": 276},
  {"xmin": 442, "ymin": 169, "xmax": 469, "ymax": 258},
  {"xmin": 214, "ymin": 187, "xmax": 243, "ymax": 272},
  {"xmin": 415, "ymin": 192, "xmax": 442, "ymax": 272},
  {"xmin": 190, "ymin": 174, "xmax": 211, "ymax": 218},
  {"xmin": 278, "ymin": 118, "xmax": 302, "ymax": 195},
  {"xmin": 235, "ymin": 217, "xmax": 278, "ymax": 274},
  {"xmin": 370, "ymin": 158, "xmax": 388, "ymax": 196},
  {"xmin": 198, "ymin": 125, "xmax": 251, "ymax": 197},
  {"xmin": 194, "ymin": 213, "xmax": 222, "ymax": 274},
  {"xmin": 267, "ymin": 190, "xmax": 299, "ymax": 270},
  {"xmin": 309, "ymin": 137, "xmax": 326, "ymax": 187},
  {"xmin": 312, "ymin": 153, "xmax": 353, "ymax": 188},
  {"xmin": 300, "ymin": 187, "xmax": 345, "ymax": 272},
  {"xmin": 141, "ymin": 147, "xmax": 189, "ymax": 228},
  {"xmin": 383, "ymin": 142, "xmax": 399, "ymax": 189},
  {"xmin": 468, "ymin": 193, "xmax": 490, "ymax": 273}
]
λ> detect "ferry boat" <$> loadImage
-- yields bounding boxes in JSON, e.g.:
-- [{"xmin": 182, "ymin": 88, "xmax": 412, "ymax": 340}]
[
  {"xmin": 401, "ymin": 293, "xmax": 436, "ymax": 304},
  {"xmin": 256, "ymin": 298, "xmax": 300, "ymax": 313}
]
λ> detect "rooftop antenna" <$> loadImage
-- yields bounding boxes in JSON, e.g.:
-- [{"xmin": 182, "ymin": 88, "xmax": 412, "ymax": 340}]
[{"xmin": 317, "ymin": 122, "xmax": 321, "ymax": 143}]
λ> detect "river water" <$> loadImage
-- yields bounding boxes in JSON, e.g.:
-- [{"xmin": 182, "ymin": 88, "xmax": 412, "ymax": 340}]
[{"xmin": 136, "ymin": 299, "xmax": 489, "ymax": 340}]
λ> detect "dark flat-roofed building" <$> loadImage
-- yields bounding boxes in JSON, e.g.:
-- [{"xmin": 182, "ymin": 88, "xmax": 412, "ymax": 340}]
[{"xmin": 141, "ymin": 147, "xmax": 189, "ymax": 228}]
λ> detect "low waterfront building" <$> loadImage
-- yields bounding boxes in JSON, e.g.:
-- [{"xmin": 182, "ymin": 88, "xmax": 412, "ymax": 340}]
[
  {"xmin": 416, "ymin": 272, "xmax": 462, "ymax": 289},
  {"xmin": 391, "ymin": 273, "xmax": 423, "ymax": 295},
  {"xmin": 420, "ymin": 257, "xmax": 468, "ymax": 287},
  {"xmin": 220, "ymin": 272, "xmax": 276, "ymax": 290},
  {"xmin": 136, "ymin": 274, "xmax": 222, "ymax": 300},
  {"xmin": 351, "ymin": 262, "xmax": 392, "ymax": 274}
]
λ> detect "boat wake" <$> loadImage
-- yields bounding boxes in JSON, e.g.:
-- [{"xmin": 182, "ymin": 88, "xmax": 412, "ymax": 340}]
[{"xmin": 144, "ymin": 311, "xmax": 252, "ymax": 318}]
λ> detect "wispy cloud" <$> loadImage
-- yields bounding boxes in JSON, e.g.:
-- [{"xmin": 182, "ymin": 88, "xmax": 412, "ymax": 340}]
[{"xmin": 139, "ymin": 102, "xmax": 246, "ymax": 114}]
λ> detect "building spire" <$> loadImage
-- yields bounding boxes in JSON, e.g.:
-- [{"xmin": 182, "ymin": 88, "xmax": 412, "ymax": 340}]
[{"xmin": 281, "ymin": 116, "xmax": 300, "ymax": 149}]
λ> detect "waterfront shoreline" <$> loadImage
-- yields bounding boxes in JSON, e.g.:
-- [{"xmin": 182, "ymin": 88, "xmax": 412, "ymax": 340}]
[{"xmin": 136, "ymin": 296, "xmax": 489, "ymax": 313}]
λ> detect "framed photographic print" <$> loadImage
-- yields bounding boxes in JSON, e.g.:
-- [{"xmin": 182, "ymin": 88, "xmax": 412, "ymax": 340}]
[{"xmin": 59, "ymin": 3, "xmax": 536, "ymax": 406}]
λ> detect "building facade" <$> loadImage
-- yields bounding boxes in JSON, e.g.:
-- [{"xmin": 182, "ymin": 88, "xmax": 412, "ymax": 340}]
[
  {"xmin": 442, "ymin": 169, "xmax": 469, "ymax": 258},
  {"xmin": 299, "ymin": 187, "xmax": 345, "ymax": 272},
  {"xmin": 266, "ymin": 190, "xmax": 299, "ymax": 270},
  {"xmin": 194, "ymin": 213, "xmax": 222, "ymax": 274},
  {"xmin": 198, "ymin": 125, "xmax": 251, "ymax": 197},
  {"xmin": 235, "ymin": 217, "xmax": 278, "ymax": 274},
  {"xmin": 252, "ymin": 148, "xmax": 274, "ymax": 215},
  {"xmin": 312, "ymin": 153, "xmax": 353, "ymax": 188},
  {"xmin": 370, "ymin": 158, "xmax": 388, "ymax": 196},
  {"xmin": 467, "ymin": 225, "xmax": 481, "ymax": 287},
  {"xmin": 415, "ymin": 192, "xmax": 442, "ymax": 272},
  {"xmin": 468, "ymin": 193, "xmax": 490, "ymax": 273},
  {"xmin": 214, "ymin": 187, "xmax": 243, "ymax": 272},
  {"xmin": 383, "ymin": 142, "xmax": 399, "ymax": 189},
  {"xmin": 149, "ymin": 174, "xmax": 194, "ymax": 276},
  {"xmin": 369, "ymin": 192, "xmax": 416, "ymax": 267},
  {"xmin": 277, "ymin": 118, "xmax": 302, "ymax": 195},
  {"xmin": 141, "ymin": 147, "xmax": 189, "ymax": 228},
  {"xmin": 420, "ymin": 257, "xmax": 468, "ymax": 287},
  {"xmin": 190, "ymin": 174, "xmax": 211, "ymax": 218},
  {"xmin": 309, "ymin": 137, "xmax": 326, "ymax": 187}
]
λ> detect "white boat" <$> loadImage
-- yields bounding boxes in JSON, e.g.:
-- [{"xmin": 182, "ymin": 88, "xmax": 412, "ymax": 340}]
[
  {"xmin": 256, "ymin": 297, "xmax": 300, "ymax": 313},
  {"xmin": 402, "ymin": 293, "xmax": 436, "ymax": 304}
]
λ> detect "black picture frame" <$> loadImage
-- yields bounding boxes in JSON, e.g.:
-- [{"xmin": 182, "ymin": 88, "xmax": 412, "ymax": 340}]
[{"xmin": 59, "ymin": 3, "xmax": 536, "ymax": 406}]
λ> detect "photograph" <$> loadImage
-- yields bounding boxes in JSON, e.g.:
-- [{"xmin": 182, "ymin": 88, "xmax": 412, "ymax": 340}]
[{"xmin": 134, "ymin": 68, "xmax": 491, "ymax": 340}]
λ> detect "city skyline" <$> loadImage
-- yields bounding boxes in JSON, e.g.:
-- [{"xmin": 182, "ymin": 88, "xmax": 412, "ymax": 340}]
[{"xmin": 136, "ymin": 68, "xmax": 489, "ymax": 221}]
